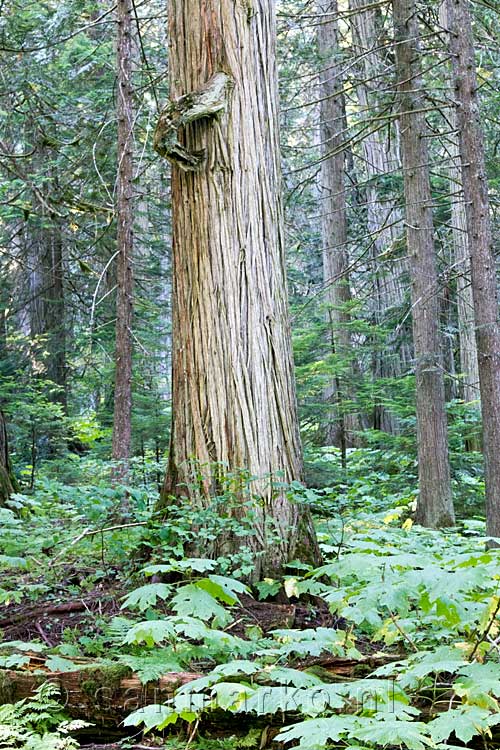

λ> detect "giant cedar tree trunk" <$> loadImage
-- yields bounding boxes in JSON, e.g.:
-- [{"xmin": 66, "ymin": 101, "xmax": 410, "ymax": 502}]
[
  {"xmin": 111, "ymin": 0, "xmax": 134, "ymax": 482},
  {"xmin": 154, "ymin": 0, "xmax": 319, "ymax": 576},
  {"xmin": 393, "ymin": 0, "xmax": 454, "ymax": 527},
  {"xmin": 445, "ymin": 0, "xmax": 500, "ymax": 541}
]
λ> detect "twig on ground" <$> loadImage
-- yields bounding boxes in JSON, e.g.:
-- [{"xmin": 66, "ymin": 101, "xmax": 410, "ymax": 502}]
[{"xmin": 35, "ymin": 622, "xmax": 53, "ymax": 647}]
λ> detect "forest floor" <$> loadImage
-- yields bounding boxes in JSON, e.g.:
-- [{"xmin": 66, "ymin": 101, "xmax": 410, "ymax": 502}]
[{"xmin": 0, "ymin": 447, "xmax": 499, "ymax": 749}]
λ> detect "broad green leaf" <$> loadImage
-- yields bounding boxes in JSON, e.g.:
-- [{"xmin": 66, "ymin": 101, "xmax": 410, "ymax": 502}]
[
  {"xmin": 352, "ymin": 717, "xmax": 433, "ymax": 750},
  {"xmin": 121, "ymin": 583, "xmax": 172, "ymax": 612},
  {"xmin": 264, "ymin": 667, "xmax": 324, "ymax": 687},
  {"xmin": 123, "ymin": 620, "xmax": 176, "ymax": 647},
  {"xmin": 123, "ymin": 704, "xmax": 178, "ymax": 732},
  {"xmin": 118, "ymin": 652, "xmax": 183, "ymax": 684},
  {"xmin": 211, "ymin": 681, "xmax": 255, "ymax": 711},
  {"xmin": 44, "ymin": 656, "xmax": 80, "ymax": 672},
  {"xmin": 0, "ymin": 641, "xmax": 45, "ymax": 653},
  {"xmin": 244, "ymin": 684, "xmax": 345, "ymax": 716},
  {"xmin": 255, "ymin": 578, "xmax": 282, "ymax": 600},
  {"xmin": 276, "ymin": 715, "xmax": 358, "ymax": 748},
  {"xmin": 429, "ymin": 705, "xmax": 496, "ymax": 743},
  {"xmin": 212, "ymin": 660, "xmax": 260, "ymax": 677},
  {"xmin": 172, "ymin": 584, "xmax": 230, "ymax": 626},
  {"xmin": 0, "ymin": 653, "xmax": 30, "ymax": 669},
  {"xmin": 454, "ymin": 663, "xmax": 500, "ymax": 708}
]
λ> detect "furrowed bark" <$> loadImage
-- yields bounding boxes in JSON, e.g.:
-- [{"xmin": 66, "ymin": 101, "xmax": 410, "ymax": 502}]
[
  {"xmin": 349, "ymin": 0, "xmax": 409, "ymax": 434},
  {"xmin": 155, "ymin": 1, "xmax": 320, "ymax": 577},
  {"xmin": 439, "ymin": 1, "xmax": 480, "ymax": 449}
]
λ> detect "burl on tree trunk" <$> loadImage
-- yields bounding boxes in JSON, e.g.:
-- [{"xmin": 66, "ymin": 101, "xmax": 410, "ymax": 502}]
[
  {"xmin": 0, "ymin": 411, "xmax": 17, "ymax": 506},
  {"xmin": 153, "ymin": 72, "xmax": 232, "ymax": 171}
]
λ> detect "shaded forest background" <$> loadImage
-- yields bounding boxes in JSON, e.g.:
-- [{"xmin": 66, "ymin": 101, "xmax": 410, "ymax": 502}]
[
  {"xmin": 1, "ymin": 3, "xmax": 500, "ymax": 749},
  {"xmin": 1, "ymin": 0, "xmax": 499, "ymax": 522}
]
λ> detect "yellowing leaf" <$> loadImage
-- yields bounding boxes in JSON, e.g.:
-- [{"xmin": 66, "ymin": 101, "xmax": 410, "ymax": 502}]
[{"xmin": 284, "ymin": 577, "xmax": 299, "ymax": 598}]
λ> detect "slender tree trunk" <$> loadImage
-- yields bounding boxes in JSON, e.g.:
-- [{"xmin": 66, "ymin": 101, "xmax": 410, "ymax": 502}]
[
  {"xmin": 449, "ymin": 116, "xmax": 480, "ymax": 410},
  {"xmin": 447, "ymin": 108, "xmax": 481, "ymax": 451},
  {"xmin": 438, "ymin": 2, "xmax": 480, "ymax": 424},
  {"xmin": 445, "ymin": 0, "xmax": 500, "ymax": 541},
  {"xmin": 0, "ymin": 411, "xmax": 17, "ymax": 506},
  {"xmin": 393, "ymin": 0, "xmax": 454, "ymax": 527},
  {"xmin": 0, "ymin": 270, "xmax": 8, "ymax": 365},
  {"xmin": 318, "ymin": 0, "xmax": 364, "ymax": 452},
  {"xmin": 111, "ymin": 0, "xmax": 134, "ymax": 482},
  {"xmin": 155, "ymin": 0, "xmax": 319, "ymax": 577},
  {"xmin": 29, "ymin": 214, "xmax": 67, "ymax": 411},
  {"xmin": 349, "ymin": 0, "xmax": 409, "ymax": 434}
]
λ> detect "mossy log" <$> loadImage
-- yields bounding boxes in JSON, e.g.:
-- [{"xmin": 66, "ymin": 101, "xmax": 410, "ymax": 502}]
[
  {"xmin": 0, "ymin": 650, "xmax": 402, "ymax": 728},
  {"xmin": 0, "ymin": 664, "xmax": 202, "ymax": 727}
]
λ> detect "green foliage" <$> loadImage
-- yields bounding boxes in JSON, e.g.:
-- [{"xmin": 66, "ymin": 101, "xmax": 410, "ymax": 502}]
[
  {"xmin": 121, "ymin": 505, "xmax": 499, "ymax": 750},
  {"xmin": 0, "ymin": 682, "xmax": 88, "ymax": 749}
]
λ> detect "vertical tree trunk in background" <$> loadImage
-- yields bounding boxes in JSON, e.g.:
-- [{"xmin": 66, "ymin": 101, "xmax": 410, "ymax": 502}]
[
  {"xmin": 447, "ymin": 110, "xmax": 481, "ymax": 451},
  {"xmin": 317, "ymin": 0, "xmax": 360, "ymax": 454},
  {"xmin": 439, "ymin": 2, "xmax": 480, "ymax": 436},
  {"xmin": 0, "ymin": 270, "xmax": 8, "ymax": 363},
  {"xmin": 446, "ymin": 0, "xmax": 500, "ymax": 541},
  {"xmin": 0, "ymin": 411, "xmax": 17, "ymax": 506},
  {"xmin": 111, "ymin": 0, "xmax": 134, "ymax": 483},
  {"xmin": 29, "ymin": 215, "xmax": 67, "ymax": 411},
  {"xmin": 393, "ymin": 0, "xmax": 454, "ymax": 527},
  {"xmin": 450, "ymin": 127, "xmax": 480, "ymax": 406},
  {"xmin": 155, "ymin": 0, "xmax": 319, "ymax": 577},
  {"xmin": 349, "ymin": 0, "xmax": 409, "ymax": 434}
]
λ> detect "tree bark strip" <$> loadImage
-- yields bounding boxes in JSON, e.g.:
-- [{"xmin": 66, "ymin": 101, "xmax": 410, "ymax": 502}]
[{"xmin": 317, "ymin": 0, "xmax": 359, "ymax": 454}]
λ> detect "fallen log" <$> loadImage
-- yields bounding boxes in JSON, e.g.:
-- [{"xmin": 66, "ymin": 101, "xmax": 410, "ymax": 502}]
[
  {"xmin": 0, "ymin": 651, "xmax": 404, "ymax": 727},
  {"xmin": 0, "ymin": 663, "xmax": 203, "ymax": 727}
]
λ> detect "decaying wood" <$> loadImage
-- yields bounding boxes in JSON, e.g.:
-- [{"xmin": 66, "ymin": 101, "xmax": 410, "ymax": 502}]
[
  {"xmin": 0, "ymin": 651, "xmax": 403, "ymax": 726},
  {"xmin": 0, "ymin": 596, "xmax": 116, "ymax": 629},
  {"xmin": 0, "ymin": 662, "xmax": 203, "ymax": 726}
]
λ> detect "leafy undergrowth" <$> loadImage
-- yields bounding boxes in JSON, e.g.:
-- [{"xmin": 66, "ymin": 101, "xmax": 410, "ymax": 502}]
[
  {"xmin": 120, "ymin": 511, "xmax": 500, "ymax": 750},
  {"xmin": 0, "ymin": 450, "xmax": 499, "ymax": 749}
]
